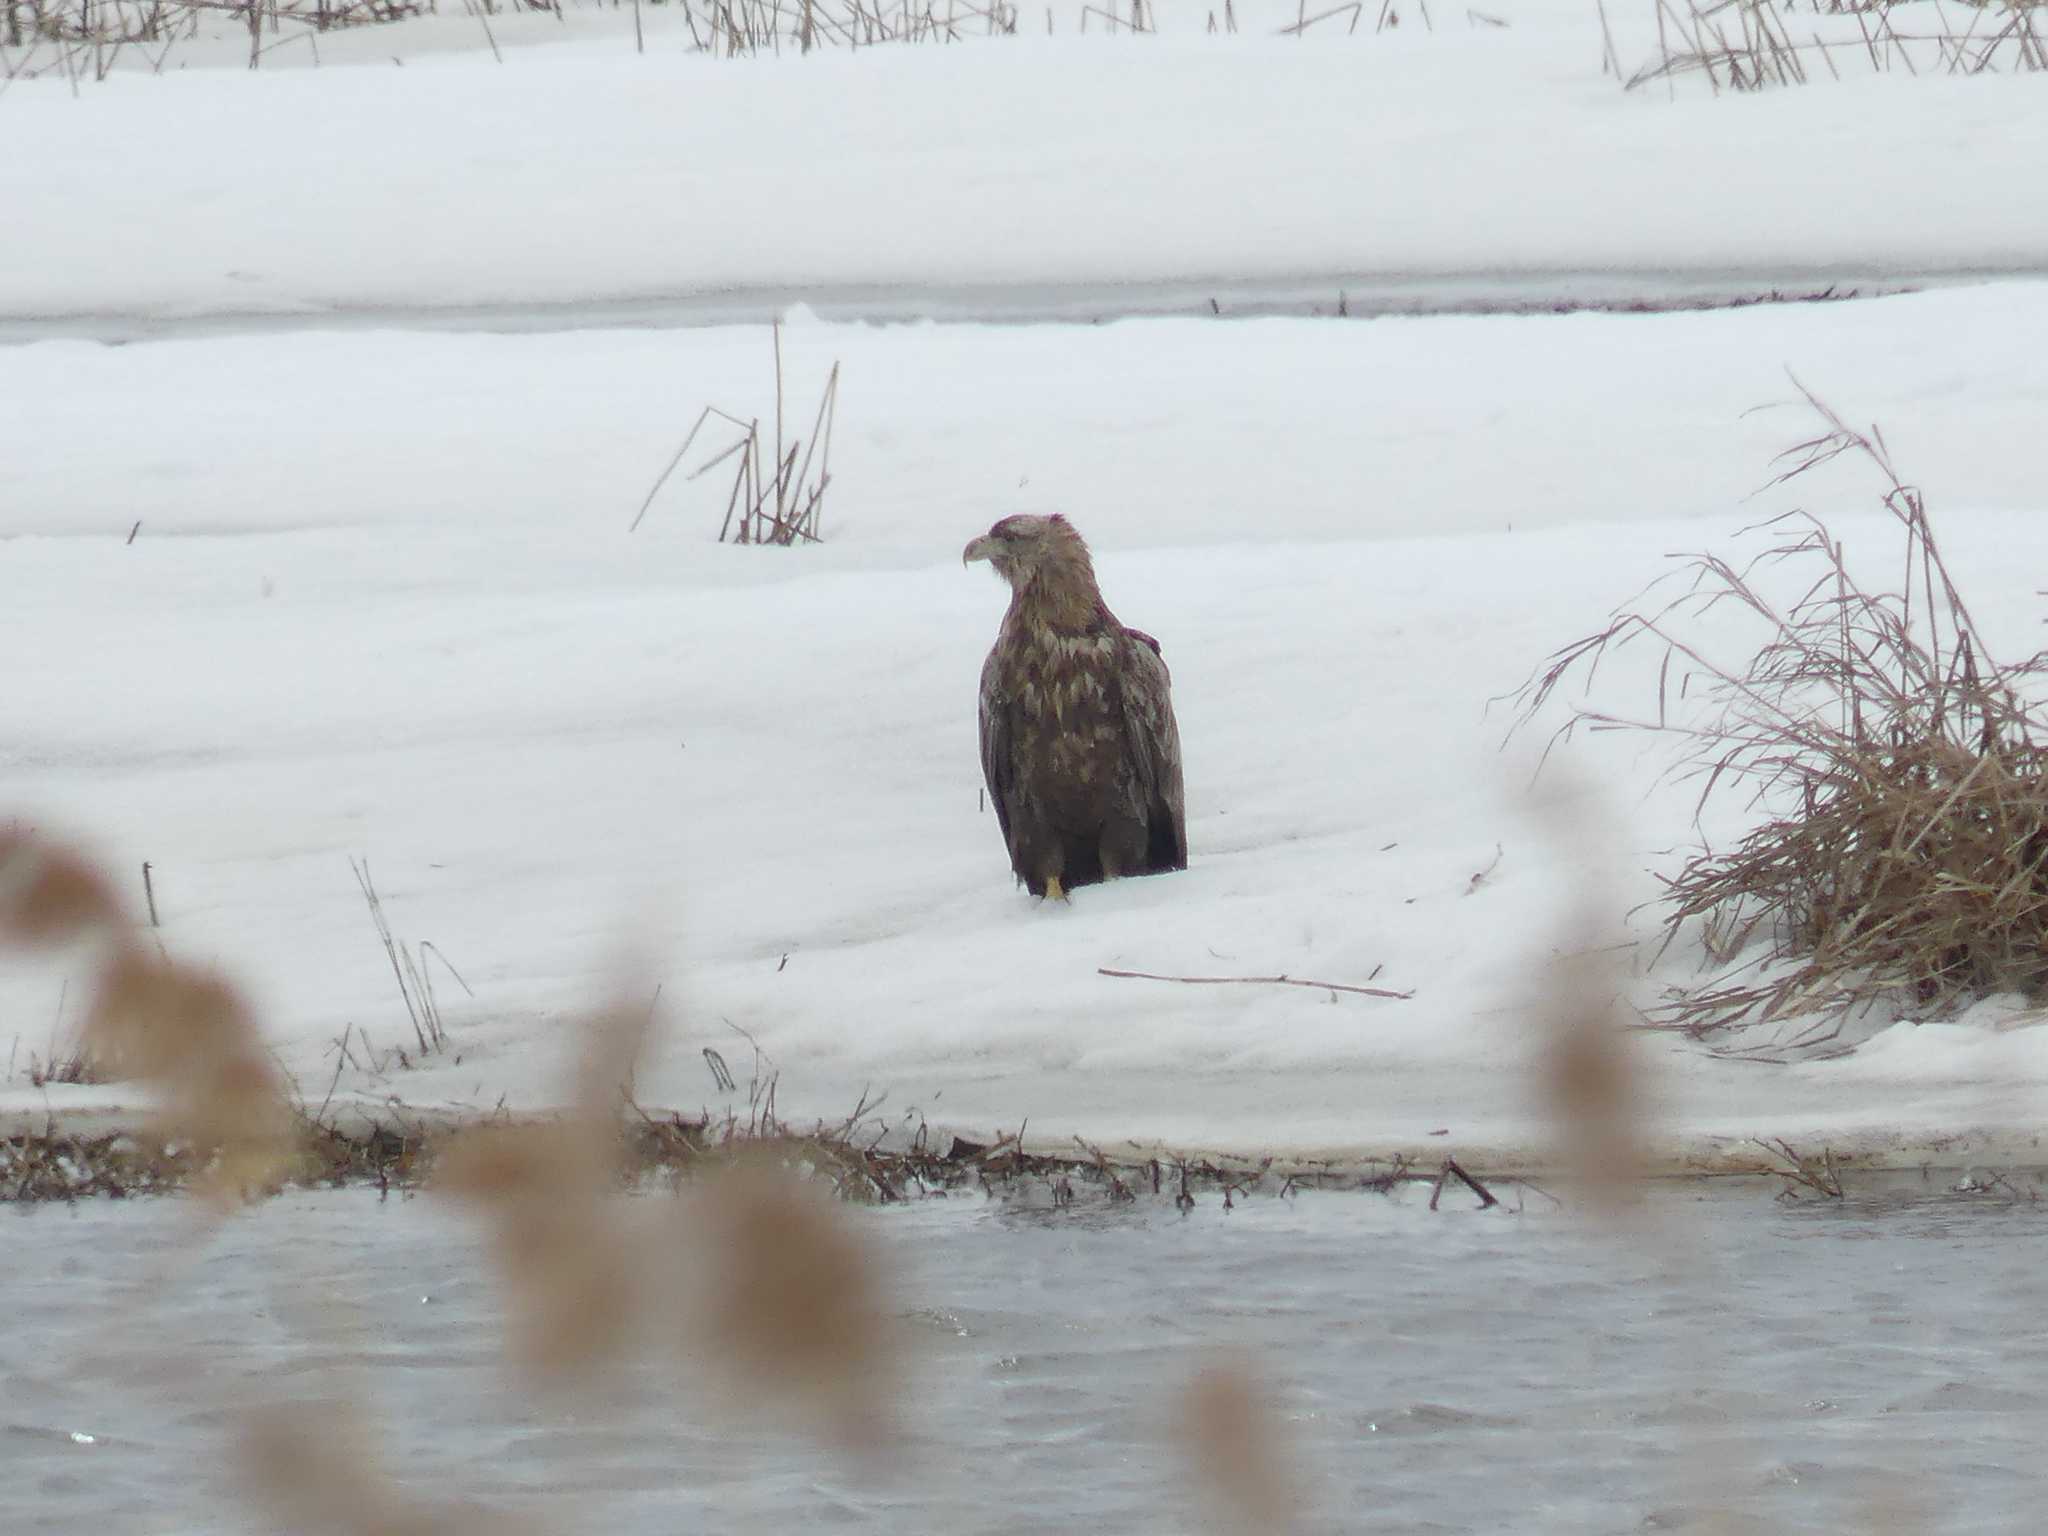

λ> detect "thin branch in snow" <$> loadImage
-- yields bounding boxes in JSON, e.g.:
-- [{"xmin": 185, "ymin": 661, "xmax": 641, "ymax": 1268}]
[
  {"xmin": 1097, "ymin": 967, "xmax": 1413, "ymax": 1000},
  {"xmin": 1462, "ymin": 843, "xmax": 1503, "ymax": 896},
  {"xmin": 1427, "ymin": 1156, "xmax": 1499, "ymax": 1210}
]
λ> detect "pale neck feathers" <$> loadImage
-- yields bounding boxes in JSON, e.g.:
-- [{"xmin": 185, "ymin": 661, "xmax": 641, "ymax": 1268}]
[{"xmin": 1008, "ymin": 528, "xmax": 1111, "ymax": 635}]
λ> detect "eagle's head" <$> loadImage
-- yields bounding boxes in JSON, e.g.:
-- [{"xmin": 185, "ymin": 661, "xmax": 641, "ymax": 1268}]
[{"xmin": 962, "ymin": 514, "xmax": 1089, "ymax": 590}]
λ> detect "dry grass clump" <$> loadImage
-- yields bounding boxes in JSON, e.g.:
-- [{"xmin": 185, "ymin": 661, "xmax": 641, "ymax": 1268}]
[
  {"xmin": 1, "ymin": 0, "xmax": 432, "ymax": 83},
  {"xmin": 2, "ymin": 1130, "xmax": 194, "ymax": 1200},
  {"xmin": 21, "ymin": 1044, "xmax": 102, "ymax": 1086},
  {"xmin": 85, "ymin": 947, "xmax": 298, "ymax": 1202},
  {"xmin": 351, "ymin": 857, "xmax": 466, "ymax": 1064},
  {"xmin": 436, "ymin": 1118, "xmax": 643, "ymax": 1380},
  {"xmin": 1518, "ymin": 388, "xmax": 2048, "ymax": 1046},
  {"xmin": 1541, "ymin": 983, "xmax": 1644, "ymax": 1188},
  {"xmin": 682, "ymin": 0, "xmax": 1023, "ymax": 53},
  {"xmin": 629, "ymin": 318, "xmax": 840, "ymax": 546},
  {"xmin": 1528, "ymin": 797, "xmax": 1648, "ymax": 1208},
  {"xmin": 2, "ymin": 828, "xmax": 295, "ymax": 1204},
  {"xmin": 673, "ymin": 0, "xmax": 1456, "ymax": 53},
  {"xmin": 3, "ymin": 1119, "xmax": 431, "ymax": 1202},
  {"xmin": 1625, "ymin": 0, "xmax": 2047, "ymax": 92},
  {"xmin": 1, "ymin": 829, "xmax": 120, "ymax": 1088},
  {"xmin": 238, "ymin": 1395, "xmax": 540, "ymax": 1536},
  {"xmin": 1177, "ymin": 1356, "xmax": 1299, "ymax": 1534},
  {"xmin": 434, "ymin": 988, "xmax": 901, "ymax": 1450},
  {"xmin": 664, "ymin": 1155, "xmax": 899, "ymax": 1453},
  {"xmin": 435, "ymin": 989, "xmax": 651, "ymax": 1384},
  {"xmin": 0, "ymin": 828, "xmax": 124, "ymax": 942}
]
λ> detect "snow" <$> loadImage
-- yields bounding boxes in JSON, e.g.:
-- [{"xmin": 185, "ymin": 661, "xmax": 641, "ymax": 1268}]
[
  {"xmin": 5, "ymin": 9, "xmax": 2048, "ymax": 1169},
  {"xmin": 4, "ymin": 10, "xmax": 2048, "ymax": 329}
]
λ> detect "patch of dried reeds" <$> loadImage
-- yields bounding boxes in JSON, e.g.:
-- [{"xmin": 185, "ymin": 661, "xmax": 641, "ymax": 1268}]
[
  {"xmin": 630, "ymin": 318, "xmax": 840, "ymax": 546},
  {"xmin": 1627, "ymin": 0, "xmax": 2046, "ymax": 91},
  {"xmin": 1176, "ymin": 1355, "xmax": 1300, "ymax": 1534},
  {"xmin": 0, "ymin": 835, "xmax": 115, "ymax": 1086},
  {"xmin": 350, "ymin": 857, "xmax": 467, "ymax": 1064},
  {"xmin": 1527, "ymin": 792, "xmax": 1650, "ymax": 1210},
  {"xmin": 84, "ymin": 947, "xmax": 299, "ymax": 1203},
  {"xmin": 0, "ymin": 828, "xmax": 125, "ymax": 940},
  {"xmin": 680, "ymin": 0, "xmax": 1023, "ymax": 53},
  {"xmin": 237, "ymin": 1394, "xmax": 542, "ymax": 1536},
  {"xmin": 434, "ymin": 986, "xmax": 652, "ymax": 1382},
  {"xmin": 427, "ymin": 981, "xmax": 906, "ymax": 1456},
  {"xmin": 1517, "ymin": 386, "xmax": 2048, "ymax": 1046},
  {"xmin": 1, "ymin": 829, "xmax": 284, "ymax": 1204},
  {"xmin": 1, "ymin": 831, "xmax": 401, "ymax": 1205},
  {"xmin": 663, "ymin": 1154, "xmax": 900, "ymax": 1452},
  {"xmin": 0, "ymin": 0, "xmax": 433, "ymax": 83}
]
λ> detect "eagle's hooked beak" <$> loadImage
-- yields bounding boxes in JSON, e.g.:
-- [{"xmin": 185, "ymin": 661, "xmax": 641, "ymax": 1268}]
[{"xmin": 962, "ymin": 534, "xmax": 998, "ymax": 567}]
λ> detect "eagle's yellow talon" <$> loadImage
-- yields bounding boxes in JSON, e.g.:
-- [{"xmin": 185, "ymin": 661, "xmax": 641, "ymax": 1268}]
[{"xmin": 1045, "ymin": 875, "xmax": 1067, "ymax": 903}]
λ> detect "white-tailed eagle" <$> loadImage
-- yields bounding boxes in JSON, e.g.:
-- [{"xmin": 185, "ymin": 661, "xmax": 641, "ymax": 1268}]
[{"xmin": 963, "ymin": 514, "xmax": 1186, "ymax": 900}]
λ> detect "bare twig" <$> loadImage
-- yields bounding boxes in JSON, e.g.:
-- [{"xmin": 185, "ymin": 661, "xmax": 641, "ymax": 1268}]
[
  {"xmin": 1754, "ymin": 1135, "xmax": 1845, "ymax": 1197},
  {"xmin": 1428, "ymin": 1156, "xmax": 1500, "ymax": 1210},
  {"xmin": 1463, "ymin": 843, "xmax": 1504, "ymax": 896},
  {"xmin": 1097, "ymin": 966, "xmax": 1413, "ymax": 1000}
]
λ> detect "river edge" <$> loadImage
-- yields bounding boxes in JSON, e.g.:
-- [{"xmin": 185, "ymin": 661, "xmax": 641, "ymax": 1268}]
[
  {"xmin": 0, "ymin": 271, "xmax": 1982, "ymax": 348},
  {"xmin": 7, "ymin": 1100, "xmax": 2045, "ymax": 1206}
]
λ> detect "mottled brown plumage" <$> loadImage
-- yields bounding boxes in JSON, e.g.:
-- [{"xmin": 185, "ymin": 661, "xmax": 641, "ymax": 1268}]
[{"xmin": 962, "ymin": 514, "xmax": 1187, "ymax": 899}]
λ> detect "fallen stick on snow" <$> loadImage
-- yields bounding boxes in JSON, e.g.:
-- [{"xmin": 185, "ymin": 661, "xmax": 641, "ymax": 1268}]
[
  {"xmin": 1429, "ymin": 1157, "xmax": 1500, "ymax": 1211},
  {"xmin": 1096, "ymin": 967, "xmax": 1413, "ymax": 1000}
]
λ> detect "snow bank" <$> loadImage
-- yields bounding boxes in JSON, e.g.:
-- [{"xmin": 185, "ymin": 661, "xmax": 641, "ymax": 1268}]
[
  {"xmin": 4, "ymin": 13, "xmax": 2047, "ymax": 325},
  {"xmin": 6, "ymin": 284, "xmax": 2048, "ymax": 1163}
]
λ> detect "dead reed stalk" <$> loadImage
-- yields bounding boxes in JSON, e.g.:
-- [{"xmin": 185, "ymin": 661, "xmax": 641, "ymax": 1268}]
[
  {"xmin": 1176, "ymin": 1356, "xmax": 1299, "ymax": 1533},
  {"xmin": 435, "ymin": 986, "xmax": 652, "ymax": 1383},
  {"xmin": 1626, "ymin": 0, "xmax": 2046, "ymax": 88},
  {"xmin": 630, "ymin": 319, "xmax": 840, "ymax": 546},
  {"xmin": 349, "ymin": 857, "xmax": 467, "ymax": 1060}
]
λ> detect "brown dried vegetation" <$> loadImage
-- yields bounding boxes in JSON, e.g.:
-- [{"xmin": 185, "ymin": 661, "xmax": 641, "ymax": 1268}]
[
  {"xmin": 238, "ymin": 1396, "xmax": 540, "ymax": 1536},
  {"xmin": 0, "ymin": 828, "xmax": 124, "ymax": 945},
  {"xmin": 1532, "ymin": 828, "xmax": 1649, "ymax": 1212},
  {"xmin": 85, "ymin": 948, "xmax": 297, "ymax": 1202},
  {"xmin": 629, "ymin": 319, "xmax": 839, "ymax": 546},
  {"xmin": 1627, "ymin": 0, "xmax": 2048, "ymax": 92},
  {"xmin": 436, "ymin": 1119, "xmax": 642, "ymax": 1383},
  {"xmin": 1518, "ymin": 389, "xmax": 2048, "ymax": 1047},
  {"xmin": 669, "ymin": 1157, "xmax": 899, "ymax": 1454},
  {"xmin": 434, "ymin": 992, "xmax": 900, "ymax": 1452},
  {"xmin": 1177, "ymin": 1356, "xmax": 1299, "ymax": 1534},
  {"xmin": 435, "ymin": 990, "xmax": 651, "ymax": 1384},
  {"xmin": 3, "ymin": 830, "xmax": 294, "ymax": 1205}
]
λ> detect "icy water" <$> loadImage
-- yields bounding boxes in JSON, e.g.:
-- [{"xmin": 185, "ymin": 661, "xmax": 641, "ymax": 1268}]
[
  {"xmin": 5, "ymin": 1179, "xmax": 2045, "ymax": 1535},
  {"xmin": 0, "ymin": 270, "xmax": 1969, "ymax": 346}
]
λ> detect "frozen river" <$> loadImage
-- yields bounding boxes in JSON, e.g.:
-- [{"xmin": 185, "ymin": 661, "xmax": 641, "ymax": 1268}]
[
  {"xmin": 0, "ymin": 268, "xmax": 1999, "ymax": 347},
  {"xmin": 5, "ymin": 1177, "xmax": 2045, "ymax": 1534}
]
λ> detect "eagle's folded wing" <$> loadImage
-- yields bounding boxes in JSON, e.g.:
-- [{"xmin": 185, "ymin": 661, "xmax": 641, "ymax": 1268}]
[
  {"xmin": 1115, "ymin": 631, "xmax": 1187, "ymax": 872},
  {"xmin": 977, "ymin": 649, "xmax": 1017, "ymax": 849}
]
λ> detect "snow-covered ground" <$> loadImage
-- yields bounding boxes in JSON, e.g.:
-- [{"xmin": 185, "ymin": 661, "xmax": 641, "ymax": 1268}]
[
  {"xmin": 6, "ymin": 6, "xmax": 2048, "ymax": 329},
  {"xmin": 8, "ymin": 286, "xmax": 2048, "ymax": 1165},
  {"xmin": 5, "ymin": 8, "xmax": 2048, "ymax": 1169}
]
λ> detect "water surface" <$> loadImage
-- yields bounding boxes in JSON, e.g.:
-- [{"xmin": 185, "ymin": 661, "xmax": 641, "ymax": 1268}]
[{"xmin": 5, "ymin": 1179, "xmax": 2042, "ymax": 1533}]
